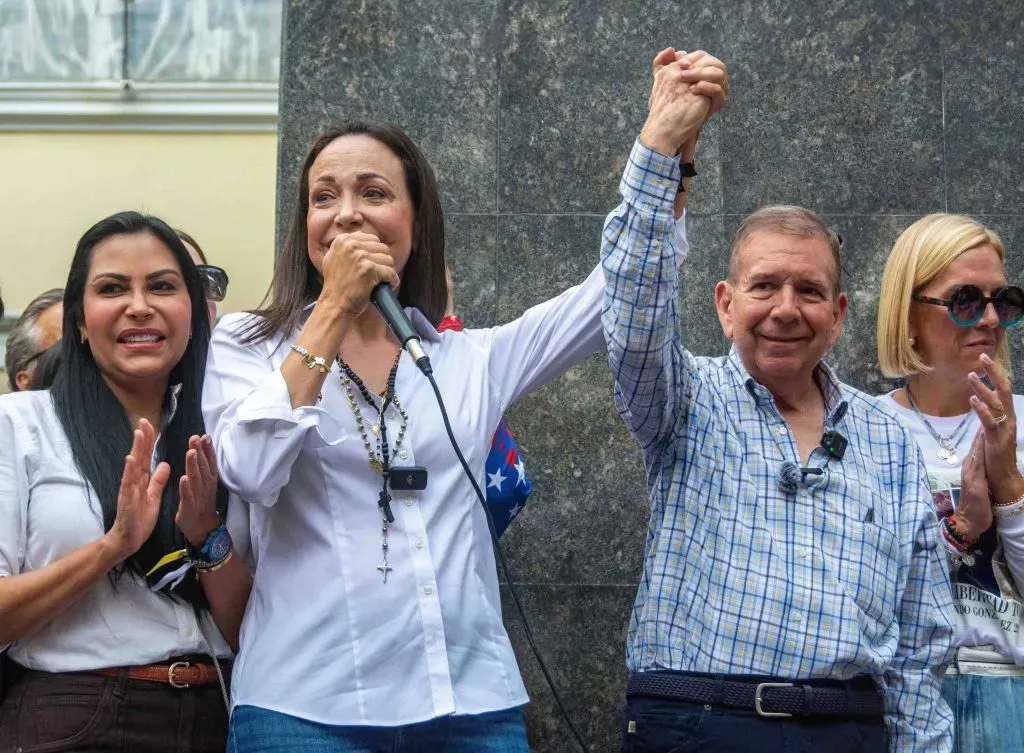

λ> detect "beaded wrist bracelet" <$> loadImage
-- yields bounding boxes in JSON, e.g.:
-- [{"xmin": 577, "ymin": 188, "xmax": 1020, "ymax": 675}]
[
  {"xmin": 940, "ymin": 517, "xmax": 977, "ymax": 567},
  {"xmin": 993, "ymin": 487, "xmax": 1024, "ymax": 508},
  {"xmin": 942, "ymin": 515, "xmax": 978, "ymax": 549},
  {"xmin": 994, "ymin": 498, "xmax": 1024, "ymax": 520}
]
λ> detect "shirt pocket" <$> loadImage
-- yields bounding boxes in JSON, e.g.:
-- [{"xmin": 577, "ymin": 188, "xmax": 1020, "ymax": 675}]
[{"xmin": 821, "ymin": 516, "xmax": 900, "ymax": 630}]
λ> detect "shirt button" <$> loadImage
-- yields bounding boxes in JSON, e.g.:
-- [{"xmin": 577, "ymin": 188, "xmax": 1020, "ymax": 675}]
[
  {"xmin": 792, "ymin": 613, "xmax": 803, "ymax": 623},
  {"xmin": 777, "ymin": 427, "xmax": 787, "ymax": 435},
  {"xmin": 424, "ymin": 586, "xmax": 433, "ymax": 595},
  {"xmin": 798, "ymin": 548, "xmax": 811, "ymax": 559},
  {"xmin": 405, "ymin": 498, "xmax": 414, "ymax": 507},
  {"xmin": 399, "ymin": 449, "xmax": 409, "ymax": 459},
  {"xmin": 415, "ymin": 540, "xmax": 424, "ymax": 549}
]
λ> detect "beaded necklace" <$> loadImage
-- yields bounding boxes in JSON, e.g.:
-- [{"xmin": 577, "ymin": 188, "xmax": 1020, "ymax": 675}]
[{"xmin": 336, "ymin": 350, "xmax": 408, "ymax": 583}]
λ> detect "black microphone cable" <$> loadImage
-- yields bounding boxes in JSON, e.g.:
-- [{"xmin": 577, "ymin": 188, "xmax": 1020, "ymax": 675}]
[{"xmin": 422, "ymin": 370, "xmax": 590, "ymax": 752}]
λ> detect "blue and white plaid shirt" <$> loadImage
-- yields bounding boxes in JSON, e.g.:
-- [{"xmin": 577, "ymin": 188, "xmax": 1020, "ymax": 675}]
[{"xmin": 602, "ymin": 140, "xmax": 955, "ymax": 752}]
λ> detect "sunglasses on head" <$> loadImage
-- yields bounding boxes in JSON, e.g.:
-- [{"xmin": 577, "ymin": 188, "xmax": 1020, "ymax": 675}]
[
  {"xmin": 913, "ymin": 284, "xmax": 1024, "ymax": 328},
  {"xmin": 196, "ymin": 264, "xmax": 229, "ymax": 303}
]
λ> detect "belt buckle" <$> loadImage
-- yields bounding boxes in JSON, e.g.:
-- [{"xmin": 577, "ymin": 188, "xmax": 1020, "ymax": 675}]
[
  {"xmin": 754, "ymin": 682, "xmax": 793, "ymax": 718},
  {"xmin": 168, "ymin": 661, "xmax": 191, "ymax": 689}
]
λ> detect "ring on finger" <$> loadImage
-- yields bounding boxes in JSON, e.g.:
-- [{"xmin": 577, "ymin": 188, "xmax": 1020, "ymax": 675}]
[{"xmin": 993, "ymin": 412, "xmax": 1008, "ymax": 424}]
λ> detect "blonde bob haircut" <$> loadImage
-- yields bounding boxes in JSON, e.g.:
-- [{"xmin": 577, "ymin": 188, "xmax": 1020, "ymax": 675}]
[{"xmin": 877, "ymin": 213, "xmax": 1007, "ymax": 378}]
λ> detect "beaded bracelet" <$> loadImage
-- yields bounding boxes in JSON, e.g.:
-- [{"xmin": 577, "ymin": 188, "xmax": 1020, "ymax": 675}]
[
  {"xmin": 940, "ymin": 518, "xmax": 977, "ymax": 567},
  {"xmin": 993, "ymin": 487, "xmax": 1024, "ymax": 508},
  {"xmin": 193, "ymin": 548, "xmax": 233, "ymax": 573},
  {"xmin": 942, "ymin": 515, "xmax": 978, "ymax": 549},
  {"xmin": 993, "ymin": 499, "xmax": 1024, "ymax": 520}
]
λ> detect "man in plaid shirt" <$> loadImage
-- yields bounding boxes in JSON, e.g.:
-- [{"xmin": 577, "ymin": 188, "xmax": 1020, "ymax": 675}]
[{"xmin": 602, "ymin": 48, "xmax": 955, "ymax": 752}]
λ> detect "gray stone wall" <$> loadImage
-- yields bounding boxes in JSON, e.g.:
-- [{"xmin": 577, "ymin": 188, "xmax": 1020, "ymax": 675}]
[{"xmin": 277, "ymin": 1, "xmax": 1023, "ymax": 749}]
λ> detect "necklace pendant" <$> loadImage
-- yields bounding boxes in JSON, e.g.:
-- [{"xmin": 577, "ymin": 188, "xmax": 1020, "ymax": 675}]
[
  {"xmin": 937, "ymin": 447, "xmax": 950, "ymax": 461},
  {"xmin": 377, "ymin": 562, "xmax": 392, "ymax": 583},
  {"xmin": 946, "ymin": 452, "xmax": 959, "ymax": 466},
  {"xmin": 369, "ymin": 458, "xmax": 384, "ymax": 473}
]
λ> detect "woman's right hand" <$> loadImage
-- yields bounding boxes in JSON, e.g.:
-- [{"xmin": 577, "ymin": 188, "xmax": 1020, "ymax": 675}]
[
  {"xmin": 319, "ymin": 231, "xmax": 399, "ymax": 317},
  {"xmin": 105, "ymin": 419, "xmax": 171, "ymax": 563},
  {"xmin": 954, "ymin": 430, "xmax": 993, "ymax": 541}
]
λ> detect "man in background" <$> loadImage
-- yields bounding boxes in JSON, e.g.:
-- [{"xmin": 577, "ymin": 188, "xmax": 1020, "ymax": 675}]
[{"xmin": 5, "ymin": 288, "xmax": 63, "ymax": 392}]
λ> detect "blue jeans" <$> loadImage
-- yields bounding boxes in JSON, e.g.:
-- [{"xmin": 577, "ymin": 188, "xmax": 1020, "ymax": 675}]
[
  {"xmin": 620, "ymin": 696, "xmax": 886, "ymax": 753},
  {"xmin": 228, "ymin": 704, "xmax": 530, "ymax": 753},
  {"xmin": 941, "ymin": 672, "xmax": 1024, "ymax": 752}
]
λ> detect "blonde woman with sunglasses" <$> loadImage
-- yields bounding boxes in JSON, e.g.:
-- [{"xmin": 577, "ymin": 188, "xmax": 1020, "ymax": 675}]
[{"xmin": 876, "ymin": 213, "xmax": 1024, "ymax": 752}]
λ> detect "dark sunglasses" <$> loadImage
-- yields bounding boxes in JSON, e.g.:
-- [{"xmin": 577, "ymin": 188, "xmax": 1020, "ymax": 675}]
[
  {"xmin": 196, "ymin": 264, "xmax": 229, "ymax": 303},
  {"xmin": 913, "ymin": 284, "xmax": 1024, "ymax": 327}
]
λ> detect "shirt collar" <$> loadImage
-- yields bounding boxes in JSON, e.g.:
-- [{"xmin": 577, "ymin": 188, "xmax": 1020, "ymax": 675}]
[
  {"xmin": 728, "ymin": 346, "xmax": 847, "ymax": 417},
  {"xmin": 164, "ymin": 382, "xmax": 183, "ymax": 425},
  {"xmin": 299, "ymin": 300, "xmax": 441, "ymax": 343},
  {"xmin": 151, "ymin": 383, "xmax": 183, "ymax": 473}
]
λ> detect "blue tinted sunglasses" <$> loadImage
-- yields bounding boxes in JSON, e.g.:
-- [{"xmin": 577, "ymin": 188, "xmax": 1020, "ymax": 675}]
[{"xmin": 913, "ymin": 284, "xmax": 1024, "ymax": 327}]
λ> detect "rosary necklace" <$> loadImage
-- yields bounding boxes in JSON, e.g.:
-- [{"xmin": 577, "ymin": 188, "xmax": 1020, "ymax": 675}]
[
  {"xmin": 337, "ymin": 351, "xmax": 408, "ymax": 583},
  {"xmin": 904, "ymin": 384, "xmax": 974, "ymax": 466}
]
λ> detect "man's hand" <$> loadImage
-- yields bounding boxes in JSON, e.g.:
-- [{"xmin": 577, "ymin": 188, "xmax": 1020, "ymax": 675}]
[
  {"xmin": 640, "ymin": 47, "xmax": 710, "ymax": 156},
  {"xmin": 677, "ymin": 50, "xmax": 729, "ymax": 119},
  {"xmin": 678, "ymin": 50, "xmax": 729, "ymax": 158}
]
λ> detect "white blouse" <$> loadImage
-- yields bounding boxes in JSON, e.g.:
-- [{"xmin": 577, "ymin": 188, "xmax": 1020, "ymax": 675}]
[
  {"xmin": 0, "ymin": 389, "xmax": 243, "ymax": 671},
  {"xmin": 881, "ymin": 391, "xmax": 1024, "ymax": 666},
  {"xmin": 202, "ymin": 217, "xmax": 688, "ymax": 726}
]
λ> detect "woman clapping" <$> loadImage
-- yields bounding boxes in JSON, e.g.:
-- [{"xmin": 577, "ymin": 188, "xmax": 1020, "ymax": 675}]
[
  {"xmin": 0, "ymin": 212, "xmax": 250, "ymax": 752},
  {"xmin": 877, "ymin": 213, "xmax": 1024, "ymax": 752}
]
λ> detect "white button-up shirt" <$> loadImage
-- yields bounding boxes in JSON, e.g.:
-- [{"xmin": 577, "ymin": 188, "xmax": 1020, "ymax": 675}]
[
  {"xmin": 204, "ymin": 219, "xmax": 688, "ymax": 726},
  {"xmin": 0, "ymin": 390, "xmax": 241, "ymax": 670}
]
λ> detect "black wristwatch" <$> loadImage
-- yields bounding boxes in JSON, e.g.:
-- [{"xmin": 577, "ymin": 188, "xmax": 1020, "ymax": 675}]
[{"xmin": 678, "ymin": 162, "xmax": 697, "ymax": 192}]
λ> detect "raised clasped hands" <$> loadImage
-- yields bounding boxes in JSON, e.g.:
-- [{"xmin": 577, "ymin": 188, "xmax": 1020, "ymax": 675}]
[{"xmin": 640, "ymin": 47, "xmax": 730, "ymax": 157}]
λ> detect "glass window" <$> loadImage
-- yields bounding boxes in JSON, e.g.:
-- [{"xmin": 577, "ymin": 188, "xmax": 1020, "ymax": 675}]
[
  {"xmin": 0, "ymin": 0, "xmax": 281, "ymax": 83},
  {"xmin": 0, "ymin": 0, "xmax": 281, "ymax": 131}
]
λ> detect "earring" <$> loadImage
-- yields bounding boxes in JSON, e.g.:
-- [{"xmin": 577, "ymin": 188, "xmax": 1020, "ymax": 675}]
[
  {"xmin": 909, "ymin": 336, "xmax": 916, "ymax": 347},
  {"xmin": 80, "ymin": 332, "xmax": 87, "ymax": 344}
]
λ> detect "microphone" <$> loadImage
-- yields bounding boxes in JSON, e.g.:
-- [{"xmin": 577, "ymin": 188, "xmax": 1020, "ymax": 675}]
[
  {"xmin": 776, "ymin": 460, "xmax": 824, "ymax": 493},
  {"xmin": 821, "ymin": 400, "xmax": 850, "ymax": 460},
  {"xmin": 371, "ymin": 283, "xmax": 432, "ymax": 375},
  {"xmin": 777, "ymin": 461, "xmax": 803, "ymax": 493}
]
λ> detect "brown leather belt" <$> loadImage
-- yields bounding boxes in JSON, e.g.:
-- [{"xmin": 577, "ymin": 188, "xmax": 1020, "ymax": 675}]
[{"xmin": 92, "ymin": 661, "xmax": 222, "ymax": 688}]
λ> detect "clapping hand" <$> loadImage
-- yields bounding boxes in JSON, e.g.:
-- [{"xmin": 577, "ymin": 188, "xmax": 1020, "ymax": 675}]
[
  {"xmin": 969, "ymin": 353, "xmax": 1023, "ymax": 506},
  {"xmin": 175, "ymin": 434, "xmax": 222, "ymax": 547},
  {"xmin": 955, "ymin": 430, "xmax": 993, "ymax": 541},
  {"xmin": 107, "ymin": 420, "xmax": 170, "ymax": 561}
]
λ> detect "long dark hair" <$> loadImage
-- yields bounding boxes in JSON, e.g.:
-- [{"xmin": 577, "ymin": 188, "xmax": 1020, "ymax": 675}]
[
  {"xmin": 51, "ymin": 211, "xmax": 226, "ymax": 606},
  {"xmin": 241, "ymin": 121, "xmax": 447, "ymax": 344}
]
